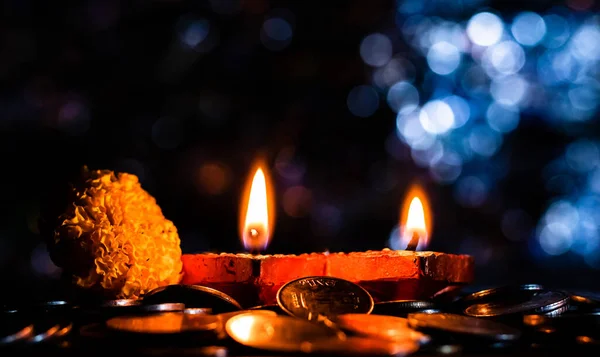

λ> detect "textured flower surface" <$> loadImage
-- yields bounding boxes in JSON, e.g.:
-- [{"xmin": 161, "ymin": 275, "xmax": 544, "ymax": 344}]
[{"xmin": 51, "ymin": 167, "xmax": 182, "ymax": 298}]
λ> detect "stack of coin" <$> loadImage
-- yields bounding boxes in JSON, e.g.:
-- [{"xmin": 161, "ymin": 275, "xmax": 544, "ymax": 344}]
[{"xmin": 459, "ymin": 284, "xmax": 570, "ymax": 318}]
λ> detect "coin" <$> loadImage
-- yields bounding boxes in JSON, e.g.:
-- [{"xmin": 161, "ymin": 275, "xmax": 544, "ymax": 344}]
[
  {"xmin": 276, "ymin": 276, "xmax": 374, "ymax": 321},
  {"xmin": 106, "ymin": 312, "xmax": 219, "ymax": 334},
  {"xmin": 407, "ymin": 313, "xmax": 521, "ymax": 341},
  {"xmin": 102, "ymin": 299, "xmax": 141, "ymax": 308},
  {"xmin": 459, "ymin": 284, "xmax": 545, "ymax": 305},
  {"xmin": 464, "ymin": 291, "xmax": 569, "ymax": 317},
  {"xmin": 303, "ymin": 336, "xmax": 420, "ymax": 356},
  {"xmin": 569, "ymin": 295, "xmax": 600, "ymax": 311},
  {"xmin": 142, "ymin": 303, "xmax": 186, "ymax": 313},
  {"xmin": 373, "ymin": 300, "xmax": 439, "ymax": 317},
  {"xmin": 225, "ymin": 312, "xmax": 341, "ymax": 352},
  {"xmin": 143, "ymin": 285, "xmax": 242, "ymax": 313},
  {"xmin": 248, "ymin": 304, "xmax": 285, "ymax": 314},
  {"xmin": 336, "ymin": 313, "xmax": 430, "ymax": 345},
  {"xmin": 184, "ymin": 308, "xmax": 212, "ymax": 315},
  {"xmin": 0, "ymin": 318, "xmax": 33, "ymax": 345},
  {"xmin": 27, "ymin": 321, "xmax": 61, "ymax": 343}
]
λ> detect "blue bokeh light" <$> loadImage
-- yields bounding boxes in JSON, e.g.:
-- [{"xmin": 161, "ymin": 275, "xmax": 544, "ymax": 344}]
[
  {"xmin": 427, "ymin": 41, "xmax": 461, "ymax": 75},
  {"xmin": 360, "ymin": 33, "xmax": 393, "ymax": 67},
  {"xmin": 387, "ymin": 81, "xmax": 420, "ymax": 114},
  {"xmin": 511, "ymin": 12, "xmax": 547, "ymax": 47},
  {"xmin": 466, "ymin": 12, "xmax": 504, "ymax": 47}
]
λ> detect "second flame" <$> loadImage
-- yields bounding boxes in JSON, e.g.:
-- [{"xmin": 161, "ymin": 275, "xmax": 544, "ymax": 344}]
[
  {"xmin": 240, "ymin": 164, "xmax": 275, "ymax": 253},
  {"xmin": 400, "ymin": 184, "xmax": 432, "ymax": 251}
]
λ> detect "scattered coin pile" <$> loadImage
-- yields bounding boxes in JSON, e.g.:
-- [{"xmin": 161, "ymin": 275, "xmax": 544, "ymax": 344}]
[{"xmin": 1, "ymin": 278, "xmax": 600, "ymax": 356}]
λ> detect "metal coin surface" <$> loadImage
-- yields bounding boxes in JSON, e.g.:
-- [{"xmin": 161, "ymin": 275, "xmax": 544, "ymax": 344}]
[
  {"xmin": 27, "ymin": 321, "xmax": 61, "ymax": 343},
  {"xmin": 373, "ymin": 300, "xmax": 438, "ymax": 317},
  {"xmin": 277, "ymin": 276, "xmax": 374, "ymax": 321},
  {"xmin": 248, "ymin": 304, "xmax": 285, "ymax": 314},
  {"xmin": 464, "ymin": 291, "xmax": 569, "ymax": 317},
  {"xmin": 408, "ymin": 313, "xmax": 521, "ymax": 341},
  {"xmin": 225, "ymin": 312, "xmax": 341, "ymax": 352},
  {"xmin": 106, "ymin": 312, "xmax": 219, "ymax": 334},
  {"xmin": 304, "ymin": 336, "xmax": 420, "ymax": 356},
  {"xmin": 143, "ymin": 285, "xmax": 242, "ymax": 313},
  {"xmin": 459, "ymin": 284, "xmax": 544, "ymax": 305},
  {"xmin": 336, "ymin": 313, "xmax": 430, "ymax": 345},
  {"xmin": 184, "ymin": 308, "xmax": 212, "ymax": 315},
  {"xmin": 0, "ymin": 318, "xmax": 33, "ymax": 345},
  {"xmin": 570, "ymin": 295, "xmax": 600, "ymax": 311},
  {"xmin": 102, "ymin": 299, "xmax": 141, "ymax": 308},
  {"xmin": 142, "ymin": 303, "xmax": 186, "ymax": 313}
]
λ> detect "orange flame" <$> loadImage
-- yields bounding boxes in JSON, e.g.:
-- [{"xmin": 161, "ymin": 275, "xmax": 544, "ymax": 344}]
[
  {"xmin": 239, "ymin": 162, "xmax": 275, "ymax": 253},
  {"xmin": 399, "ymin": 184, "xmax": 432, "ymax": 250}
]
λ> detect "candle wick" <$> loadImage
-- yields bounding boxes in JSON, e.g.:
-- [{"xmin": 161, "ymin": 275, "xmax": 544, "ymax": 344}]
[{"xmin": 405, "ymin": 231, "xmax": 420, "ymax": 251}]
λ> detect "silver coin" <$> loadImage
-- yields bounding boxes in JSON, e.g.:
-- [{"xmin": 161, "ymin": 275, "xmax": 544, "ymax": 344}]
[
  {"xmin": 464, "ymin": 291, "xmax": 569, "ymax": 317},
  {"xmin": 0, "ymin": 322, "xmax": 34, "ymax": 345},
  {"xmin": 277, "ymin": 276, "xmax": 374, "ymax": 321},
  {"xmin": 408, "ymin": 313, "xmax": 521, "ymax": 341},
  {"xmin": 225, "ymin": 312, "xmax": 342, "ymax": 352},
  {"xmin": 27, "ymin": 322, "xmax": 61, "ymax": 343},
  {"xmin": 102, "ymin": 299, "xmax": 141, "ymax": 307},
  {"xmin": 335, "ymin": 313, "xmax": 431, "ymax": 345},
  {"xmin": 184, "ymin": 308, "xmax": 212, "ymax": 315},
  {"xmin": 459, "ymin": 284, "xmax": 545, "ymax": 304},
  {"xmin": 143, "ymin": 285, "xmax": 242, "ymax": 313},
  {"xmin": 142, "ymin": 303, "xmax": 186, "ymax": 312},
  {"xmin": 373, "ymin": 300, "xmax": 438, "ymax": 316}
]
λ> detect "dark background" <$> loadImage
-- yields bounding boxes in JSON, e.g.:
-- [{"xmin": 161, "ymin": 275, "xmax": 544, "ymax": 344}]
[{"xmin": 1, "ymin": 0, "xmax": 599, "ymax": 301}]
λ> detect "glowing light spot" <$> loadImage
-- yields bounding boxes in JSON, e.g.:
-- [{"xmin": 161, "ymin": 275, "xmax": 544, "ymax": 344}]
[
  {"xmin": 484, "ymin": 41, "xmax": 525, "ymax": 76},
  {"xmin": 387, "ymin": 81, "xmax": 419, "ymax": 114},
  {"xmin": 429, "ymin": 150, "xmax": 463, "ymax": 184},
  {"xmin": 511, "ymin": 12, "xmax": 546, "ymax": 46},
  {"xmin": 466, "ymin": 12, "xmax": 504, "ymax": 47},
  {"xmin": 419, "ymin": 100, "xmax": 455, "ymax": 135},
  {"xmin": 571, "ymin": 24, "xmax": 600, "ymax": 61},
  {"xmin": 427, "ymin": 41, "xmax": 461, "ymax": 75},
  {"xmin": 443, "ymin": 96, "xmax": 471, "ymax": 129},
  {"xmin": 486, "ymin": 102, "xmax": 520, "ymax": 133},
  {"xmin": 490, "ymin": 75, "xmax": 528, "ymax": 107},
  {"xmin": 542, "ymin": 15, "xmax": 570, "ymax": 49},
  {"xmin": 468, "ymin": 124, "xmax": 503, "ymax": 157},
  {"xmin": 360, "ymin": 33, "xmax": 393, "ymax": 67},
  {"xmin": 538, "ymin": 222, "xmax": 573, "ymax": 256}
]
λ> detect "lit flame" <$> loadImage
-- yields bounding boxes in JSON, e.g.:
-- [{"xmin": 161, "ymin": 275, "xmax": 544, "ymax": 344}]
[
  {"xmin": 240, "ymin": 163, "xmax": 275, "ymax": 253},
  {"xmin": 399, "ymin": 184, "xmax": 432, "ymax": 250}
]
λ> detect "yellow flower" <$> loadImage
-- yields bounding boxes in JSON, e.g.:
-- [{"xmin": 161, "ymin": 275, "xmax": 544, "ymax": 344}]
[{"xmin": 52, "ymin": 167, "xmax": 182, "ymax": 298}]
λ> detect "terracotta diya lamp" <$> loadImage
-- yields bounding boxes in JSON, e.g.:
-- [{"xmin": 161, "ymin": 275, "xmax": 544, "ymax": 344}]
[{"xmin": 182, "ymin": 163, "xmax": 474, "ymax": 307}]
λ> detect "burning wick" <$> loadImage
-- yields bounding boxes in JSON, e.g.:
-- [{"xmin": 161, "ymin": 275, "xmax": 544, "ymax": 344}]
[
  {"xmin": 244, "ymin": 224, "xmax": 267, "ymax": 254},
  {"xmin": 401, "ymin": 195, "xmax": 429, "ymax": 251},
  {"xmin": 405, "ymin": 231, "xmax": 421, "ymax": 251}
]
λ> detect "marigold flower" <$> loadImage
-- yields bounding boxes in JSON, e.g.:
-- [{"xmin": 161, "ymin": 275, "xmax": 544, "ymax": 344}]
[{"xmin": 51, "ymin": 167, "xmax": 182, "ymax": 299}]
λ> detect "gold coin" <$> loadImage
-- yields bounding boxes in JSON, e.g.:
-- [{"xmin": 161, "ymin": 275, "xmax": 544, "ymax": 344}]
[
  {"xmin": 304, "ymin": 336, "xmax": 420, "ymax": 356},
  {"xmin": 106, "ymin": 312, "xmax": 219, "ymax": 334},
  {"xmin": 225, "ymin": 312, "xmax": 341, "ymax": 352},
  {"xmin": 336, "ymin": 314, "xmax": 430, "ymax": 345}
]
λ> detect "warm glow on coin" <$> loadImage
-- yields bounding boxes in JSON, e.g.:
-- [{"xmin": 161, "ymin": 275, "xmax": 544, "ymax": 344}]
[{"xmin": 227, "ymin": 314, "xmax": 255, "ymax": 342}]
